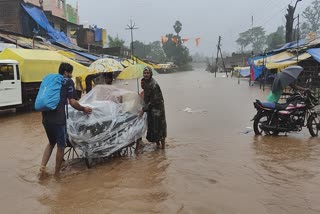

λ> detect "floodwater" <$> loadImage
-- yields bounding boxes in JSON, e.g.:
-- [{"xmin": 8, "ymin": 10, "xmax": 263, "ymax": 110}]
[{"xmin": 1, "ymin": 65, "xmax": 320, "ymax": 214}]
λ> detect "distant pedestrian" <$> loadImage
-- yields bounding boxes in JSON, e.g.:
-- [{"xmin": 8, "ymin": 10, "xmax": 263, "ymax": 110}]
[{"xmin": 139, "ymin": 67, "xmax": 167, "ymax": 149}]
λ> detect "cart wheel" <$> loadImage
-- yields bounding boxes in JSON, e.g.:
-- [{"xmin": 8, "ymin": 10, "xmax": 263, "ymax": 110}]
[{"xmin": 85, "ymin": 158, "xmax": 91, "ymax": 168}]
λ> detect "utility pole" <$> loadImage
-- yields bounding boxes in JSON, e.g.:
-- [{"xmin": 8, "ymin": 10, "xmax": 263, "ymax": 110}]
[
  {"xmin": 214, "ymin": 36, "xmax": 221, "ymax": 78},
  {"xmin": 214, "ymin": 36, "xmax": 227, "ymax": 77},
  {"xmin": 125, "ymin": 20, "xmax": 139, "ymax": 92},
  {"xmin": 296, "ymin": 14, "xmax": 300, "ymax": 63},
  {"xmin": 125, "ymin": 20, "xmax": 138, "ymax": 59},
  {"xmin": 249, "ymin": 15, "xmax": 254, "ymax": 86}
]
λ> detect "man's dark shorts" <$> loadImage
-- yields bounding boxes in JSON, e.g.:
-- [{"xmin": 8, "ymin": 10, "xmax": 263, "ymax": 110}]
[{"xmin": 43, "ymin": 123, "xmax": 67, "ymax": 148}]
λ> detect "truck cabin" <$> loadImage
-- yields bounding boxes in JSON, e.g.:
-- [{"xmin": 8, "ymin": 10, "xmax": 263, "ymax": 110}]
[{"xmin": 0, "ymin": 60, "xmax": 22, "ymax": 108}]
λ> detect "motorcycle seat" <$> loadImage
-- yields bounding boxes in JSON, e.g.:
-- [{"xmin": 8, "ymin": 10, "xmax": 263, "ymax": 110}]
[
  {"xmin": 260, "ymin": 102, "xmax": 276, "ymax": 109},
  {"xmin": 275, "ymin": 103, "xmax": 288, "ymax": 110},
  {"xmin": 259, "ymin": 101, "xmax": 288, "ymax": 110}
]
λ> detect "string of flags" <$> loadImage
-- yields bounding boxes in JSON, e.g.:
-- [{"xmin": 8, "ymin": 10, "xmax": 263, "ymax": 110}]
[{"xmin": 160, "ymin": 36, "xmax": 201, "ymax": 47}]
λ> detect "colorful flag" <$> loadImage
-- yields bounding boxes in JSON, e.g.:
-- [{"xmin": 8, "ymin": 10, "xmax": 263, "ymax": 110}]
[
  {"xmin": 182, "ymin": 38, "xmax": 189, "ymax": 43},
  {"xmin": 195, "ymin": 37, "xmax": 200, "ymax": 47},
  {"xmin": 160, "ymin": 36, "xmax": 168, "ymax": 44},
  {"xmin": 171, "ymin": 37, "xmax": 178, "ymax": 46}
]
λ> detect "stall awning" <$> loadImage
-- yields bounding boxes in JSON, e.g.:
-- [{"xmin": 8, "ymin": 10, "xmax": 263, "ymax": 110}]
[
  {"xmin": 234, "ymin": 66, "xmax": 250, "ymax": 77},
  {"xmin": 307, "ymin": 48, "xmax": 320, "ymax": 63},
  {"xmin": 71, "ymin": 50, "xmax": 100, "ymax": 61},
  {"xmin": 266, "ymin": 53, "xmax": 311, "ymax": 69},
  {"xmin": 253, "ymin": 51, "xmax": 311, "ymax": 69}
]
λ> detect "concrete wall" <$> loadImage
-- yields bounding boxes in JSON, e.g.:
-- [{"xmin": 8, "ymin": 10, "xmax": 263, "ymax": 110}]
[
  {"xmin": 0, "ymin": 0, "xmax": 22, "ymax": 33},
  {"xmin": 24, "ymin": 0, "xmax": 79, "ymax": 24}
]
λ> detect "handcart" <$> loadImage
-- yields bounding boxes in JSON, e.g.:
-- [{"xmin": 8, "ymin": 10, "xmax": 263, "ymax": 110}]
[{"xmin": 64, "ymin": 85, "xmax": 146, "ymax": 168}]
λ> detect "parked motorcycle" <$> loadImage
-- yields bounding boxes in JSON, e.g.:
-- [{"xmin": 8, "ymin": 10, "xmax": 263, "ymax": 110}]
[{"xmin": 252, "ymin": 90, "xmax": 320, "ymax": 136}]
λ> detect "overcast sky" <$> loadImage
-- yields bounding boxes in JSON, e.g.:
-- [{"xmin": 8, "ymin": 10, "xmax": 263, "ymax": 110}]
[{"xmin": 68, "ymin": 0, "xmax": 311, "ymax": 56}]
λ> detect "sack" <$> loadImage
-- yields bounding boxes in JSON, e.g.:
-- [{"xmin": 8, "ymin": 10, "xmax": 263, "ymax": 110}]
[{"xmin": 35, "ymin": 74, "xmax": 64, "ymax": 111}]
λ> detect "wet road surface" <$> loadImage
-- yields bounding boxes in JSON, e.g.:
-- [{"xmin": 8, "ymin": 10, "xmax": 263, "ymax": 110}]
[{"xmin": 1, "ymin": 67, "xmax": 320, "ymax": 214}]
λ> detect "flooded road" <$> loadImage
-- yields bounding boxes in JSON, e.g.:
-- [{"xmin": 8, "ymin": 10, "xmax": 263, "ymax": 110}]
[{"xmin": 1, "ymin": 67, "xmax": 320, "ymax": 213}]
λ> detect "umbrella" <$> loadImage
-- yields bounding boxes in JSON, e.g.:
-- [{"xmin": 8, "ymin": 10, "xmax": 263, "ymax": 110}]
[
  {"xmin": 117, "ymin": 64, "xmax": 159, "ymax": 80},
  {"xmin": 120, "ymin": 59, "xmax": 136, "ymax": 68},
  {"xmin": 89, "ymin": 58, "xmax": 124, "ymax": 73},
  {"xmin": 271, "ymin": 65, "xmax": 303, "ymax": 93}
]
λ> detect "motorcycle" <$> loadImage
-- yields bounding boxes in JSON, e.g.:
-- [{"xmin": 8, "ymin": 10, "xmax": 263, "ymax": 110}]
[{"xmin": 252, "ymin": 90, "xmax": 320, "ymax": 136}]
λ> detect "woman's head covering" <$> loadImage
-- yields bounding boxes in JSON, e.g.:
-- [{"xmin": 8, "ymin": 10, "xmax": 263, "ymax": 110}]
[{"xmin": 143, "ymin": 66, "xmax": 153, "ymax": 78}]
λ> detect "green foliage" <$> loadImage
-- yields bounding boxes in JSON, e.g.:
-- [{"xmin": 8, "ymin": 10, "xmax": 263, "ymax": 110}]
[
  {"xmin": 302, "ymin": 0, "xmax": 320, "ymax": 33},
  {"xmin": 132, "ymin": 41, "xmax": 166, "ymax": 63},
  {"xmin": 236, "ymin": 26, "xmax": 266, "ymax": 54},
  {"xmin": 173, "ymin": 21, "xmax": 182, "ymax": 35},
  {"xmin": 148, "ymin": 41, "xmax": 167, "ymax": 63},
  {"xmin": 161, "ymin": 21, "xmax": 192, "ymax": 67},
  {"xmin": 251, "ymin": 27, "xmax": 266, "ymax": 53},
  {"xmin": 132, "ymin": 40, "xmax": 150, "ymax": 59},
  {"xmin": 266, "ymin": 26, "xmax": 285, "ymax": 50},
  {"xmin": 108, "ymin": 35, "xmax": 125, "ymax": 48},
  {"xmin": 162, "ymin": 34, "xmax": 192, "ymax": 66},
  {"xmin": 236, "ymin": 31, "xmax": 251, "ymax": 52}
]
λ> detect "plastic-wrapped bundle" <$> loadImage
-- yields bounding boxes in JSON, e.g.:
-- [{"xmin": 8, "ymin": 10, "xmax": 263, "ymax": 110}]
[{"xmin": 67, "ymin": 85, "xmax": 147, "ymax": 158}]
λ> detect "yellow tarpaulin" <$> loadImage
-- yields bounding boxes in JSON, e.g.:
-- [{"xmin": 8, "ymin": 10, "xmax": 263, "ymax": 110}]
[
  {"xmin": 0, "ymin": 48, "xmax": 90, "ymax": 83},
  {"xmin": 254, "ymin": 51, "xmax": 311, "ymax": 70},
  {"xmin": 131, "ymin": 56, "xmax": 161, "ymax": 69},
  {"xmin": 254, "ymin": 51, "xmax": 294, "ymax": 66},
  {"xmin": 57, "ymin": 50, "xmax": 76, "ymax": 60},
  {"xmin": 266, "ymin": 53, "xmax": 311, "ymax": 70}
]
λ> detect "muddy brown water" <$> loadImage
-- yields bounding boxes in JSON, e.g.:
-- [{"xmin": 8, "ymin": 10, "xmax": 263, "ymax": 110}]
[{"xmin": 1, "ymin": 68, "xmax": 320, "ymax": 214}]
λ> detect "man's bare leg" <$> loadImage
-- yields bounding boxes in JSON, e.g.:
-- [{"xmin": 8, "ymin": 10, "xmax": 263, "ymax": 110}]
[
  {"xmin": 39, "ymin": 144, "xmax": 54, "ymax": 179},
  {"xmin": 54, "ymin": 147, "xmax": 65, "ymax": 177},
  {"xmin": 161, "ymin": 139, "xmax": 166, "ymax": 149}
]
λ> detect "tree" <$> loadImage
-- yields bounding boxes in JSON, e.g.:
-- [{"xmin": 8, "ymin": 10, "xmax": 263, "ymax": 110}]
[
  {"xmin": 300, "ymin": 22, "xmax": 310, "ymax": 38},
  {"xmin": 173, "ymin": 20, "xmax": 182, "ymax": 36},
  {"xmin": 266, "ymin": 26, "xmax": 285, "ymax": 50},
  {"xmin": 108, "ymin": 35, "xmax": 125, "ymax": 48},
  {"xmin": 131, "ymin": 40, "xmax": 166, "ymax": 63},
  {"xmin": 162, "ymin": 21, "xmax": 192, "ymax": 67},
  {"xmin": 132, "ymin": 40, "xmax": 150, "ymax": 59},
  {"xmin": 236, "ymin": 26, "xmax": 266, "ymax": 54},
  {"xmin": 162, "ymin": 34, "xmax": 192, "ymax": 66},
  {"xmin": 236, "ymin": 31, "xmax": 251, "ymax": 52},
  {"xmin": 251, "ymin": 27, "xmax": 266, "ymax": 53},
  {"xmin": 148, "ymin": 41, "xmax": 166, "ymax": 63},
  {"xmin": 302, "ymin": 0, "xmax": 320, "ymax": 33}
]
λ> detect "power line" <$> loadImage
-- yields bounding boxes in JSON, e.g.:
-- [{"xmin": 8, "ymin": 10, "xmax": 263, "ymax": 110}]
[{"xmin": 221, "ymin": 0, "xmax": 301, "ymax": 52}]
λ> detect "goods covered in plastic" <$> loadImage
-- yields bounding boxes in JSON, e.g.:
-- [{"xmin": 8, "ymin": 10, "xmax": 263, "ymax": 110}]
[{"xmin": 67, "ymin": 85, "xmax": 147, "ymax": 158}]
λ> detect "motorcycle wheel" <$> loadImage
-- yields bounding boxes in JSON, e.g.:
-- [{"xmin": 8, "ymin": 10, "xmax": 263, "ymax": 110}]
[
  {"xmin": 253, "ymin": 112, "xmax": 279, "ymax": 136},
  {"xmin": 307, "ymin": 114, "xmax": 320, "ymax": 137}
]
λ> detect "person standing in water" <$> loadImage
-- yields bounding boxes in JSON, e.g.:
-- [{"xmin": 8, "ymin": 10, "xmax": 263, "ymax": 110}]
[{"xmin": 139, "ymin": 67, "xmax": 167, "ymax": 149}]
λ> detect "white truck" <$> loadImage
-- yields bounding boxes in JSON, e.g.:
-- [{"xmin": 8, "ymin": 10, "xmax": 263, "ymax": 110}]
[
  {"xmin": 0, "ymin": 48, "xmax": 89, "ymax": 111},
  {"xmin": 0, "ymin": 60, "xmax": 26, "ymax": 110}
]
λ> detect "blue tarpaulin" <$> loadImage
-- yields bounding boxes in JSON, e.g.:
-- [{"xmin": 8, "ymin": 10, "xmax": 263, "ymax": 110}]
[
  {"xmin": 253, "ymin": 65, "xmax": 264, "ymax": 80},
  {"xmin": 247, "ymin": 57, "xmax": 265, "ymax": 80},
  {"xmin": 71, "ymin": 50, "xmax": 99, "ymax": 61},
  {"xmin": 21, "ymin": 3, "xmax": 71, "ymax": 45},
  {"xmin": 272, "ymin": 39, "xmax": 306, "ymax": 53},
  {"xmin": 238, "ymin": 67, "xmax": 250, "ymax": 77},
  {"xmin": 307, "ymin": 48, "xmax": 320, "ymax": 63},
  {"xmin": 94, "ymin": 28, "xmax": 103, "ymax": 42}
]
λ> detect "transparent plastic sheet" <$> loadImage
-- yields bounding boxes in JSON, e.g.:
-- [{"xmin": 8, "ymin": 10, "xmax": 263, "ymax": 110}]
[{"xmin": 67, "ymin": 85, "xmax": 147, "ymax": 158}]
